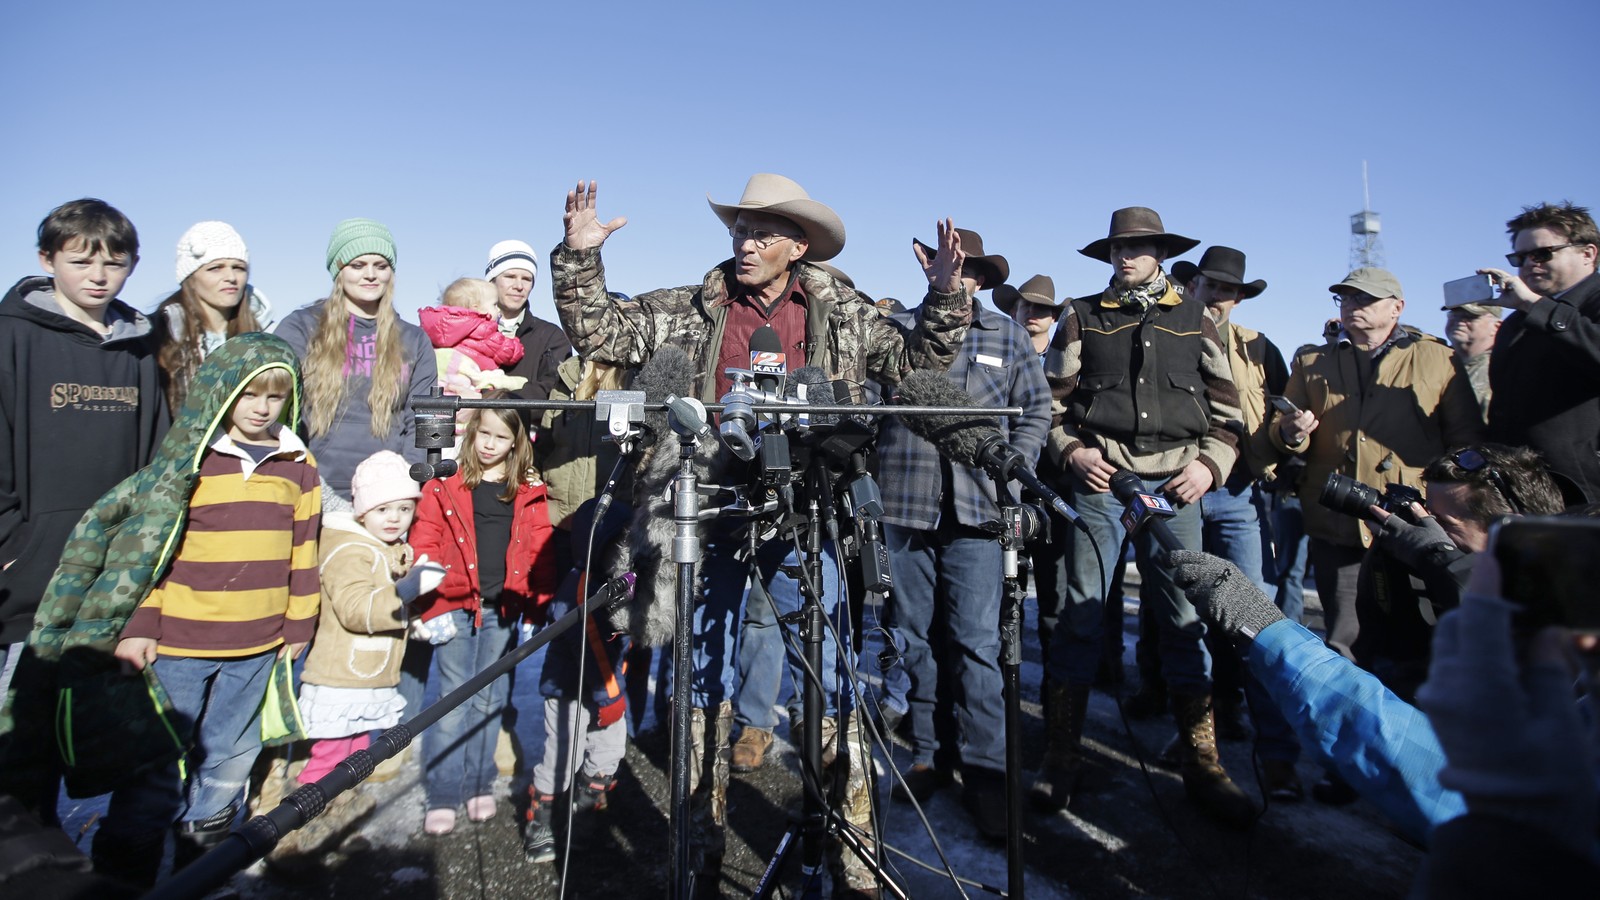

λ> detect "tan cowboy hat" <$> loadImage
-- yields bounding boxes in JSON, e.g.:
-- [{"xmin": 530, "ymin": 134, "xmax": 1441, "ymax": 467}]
[
  {"xmin": 995, "ymin": 274, "xmax": 1064, "ymax": 315},
  {"xmin": 1170, "ymin": 246, "xmax": 1267, "ymax": 299},
  {"xmin": 911, "ymin": 228, "xmax": 1009, "ymax": 289},
  {"xmin": 708, "ymin": 173, "xmax": 846, "ymax": 262},
  {"xmin": 1079, "ymin": 207, "xmax": 1200, "ymax": 263}
]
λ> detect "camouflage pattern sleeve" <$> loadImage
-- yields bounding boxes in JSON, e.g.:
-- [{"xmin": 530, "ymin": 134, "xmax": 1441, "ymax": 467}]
[
  {"xmin": 866, "ymin": 286, "xmax": 972, "ymax": 386},
  {"xmin": 549, "ymin": 243, "xmax": 654, "ymax": 367}
]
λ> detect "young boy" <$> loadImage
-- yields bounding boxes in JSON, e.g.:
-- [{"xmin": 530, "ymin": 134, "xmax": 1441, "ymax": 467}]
[{"xmin": 0, "ymin": 199, "xmax": 166, "ymax": 694}]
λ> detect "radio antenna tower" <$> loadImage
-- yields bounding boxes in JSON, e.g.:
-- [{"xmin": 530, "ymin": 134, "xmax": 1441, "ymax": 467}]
[{"xmin": 1349, "ymin": 160, "xmax": 1386, "ymax": 268}]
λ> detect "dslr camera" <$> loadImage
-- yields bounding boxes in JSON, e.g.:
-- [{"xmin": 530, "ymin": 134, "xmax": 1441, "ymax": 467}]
[{"xmin": 1319, "ymin": 473, "xmax": 1424, "ymax": 523}]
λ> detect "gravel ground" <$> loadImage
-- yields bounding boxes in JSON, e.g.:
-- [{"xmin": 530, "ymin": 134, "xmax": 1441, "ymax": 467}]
[{"xmin": 60, "ymin": 568, "xmax": 1427, "ymax": 898}]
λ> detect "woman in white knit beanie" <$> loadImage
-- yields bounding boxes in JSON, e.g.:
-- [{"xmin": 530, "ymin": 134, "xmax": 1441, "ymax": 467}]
[{"xmin": 155, "ymin": 220, "xmax": 275, "ymax": 411}]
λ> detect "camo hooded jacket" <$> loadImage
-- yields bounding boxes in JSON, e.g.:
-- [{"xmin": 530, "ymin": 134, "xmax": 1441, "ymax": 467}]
[
  {"xmin": 0, "ymin": 333, "xmax": 308, "ymax": 798},
  {"xmin": 549, "ymin": 244, "xmax": 973, "ymax": 402}
]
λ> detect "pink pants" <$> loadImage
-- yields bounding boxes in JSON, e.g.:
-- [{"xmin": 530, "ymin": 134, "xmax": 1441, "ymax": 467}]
[{"xmin": 298, "ymin": 734, "xmax": 371, "ymax": 784}]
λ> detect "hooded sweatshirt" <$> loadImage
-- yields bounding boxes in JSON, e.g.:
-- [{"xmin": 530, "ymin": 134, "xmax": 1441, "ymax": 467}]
[
  {"xmin": 0, "ymin": 276, "xmax": 167, "ymax": 644},
  {"xmin": 273, "ymin": 300, "xmax": 437, "ymax": 500}
]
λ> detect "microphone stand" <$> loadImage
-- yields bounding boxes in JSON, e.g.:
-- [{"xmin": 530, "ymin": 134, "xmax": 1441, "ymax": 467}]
[
  {"xmin": 994, "ymin": 479, "xmax": 1030, "ymax": 900},
  {"xmin": 668, "ymin": 419, "xmax": 703, "ymax": 900}
]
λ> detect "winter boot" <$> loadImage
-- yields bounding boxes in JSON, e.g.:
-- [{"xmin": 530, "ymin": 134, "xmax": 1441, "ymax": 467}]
[
  {"xmin": 1171, "ymin": 692, "xmax": 1258, "ymax": 829},
  {"xmin": 688, "ymin": 701, "xmax": 733, "ymax": 873},
  {"xmin": 522, "ymin": 790, "xmax": 557, "ymax": 863},
  {"xmin": 1029, "ymin": 682, "xmax": 1090, "ymax": 811},
  {"xmin": 573, "ymin": 774, "xmax": 617, "ymax": 813},
  {"xmin": 172, "ymin": 803, "xmax": 237, "ymax": 872}
]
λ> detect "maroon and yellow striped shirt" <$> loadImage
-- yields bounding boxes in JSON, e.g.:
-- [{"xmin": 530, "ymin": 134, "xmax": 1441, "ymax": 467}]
[{"xmin": 122, "ymin": 431, "xmax": 322, "ymax": 657}]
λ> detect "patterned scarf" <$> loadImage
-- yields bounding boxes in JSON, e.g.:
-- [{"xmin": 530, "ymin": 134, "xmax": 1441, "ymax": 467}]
[{"xmin": 1103, "ymin": 270, "xmax": 1170, "ymax": 309}]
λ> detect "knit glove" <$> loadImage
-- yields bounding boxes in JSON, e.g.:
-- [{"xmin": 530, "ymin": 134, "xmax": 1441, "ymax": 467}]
[
  {"xmin": 1416, "ymin": 592, "xmax": 1598, "ymax": 862},
  {"xmin": 1375, "ymin": 513, "xmax": 1463, "ymax": 573},
  {"xmin": 408, "ymin": 612, "xmax": 458, "ymax": 646},
  {"xmin": 396, "ymin": 556, "xmax": 447, "ymax": 603},
  {"xmin": 1168, "ymin": 550, "xmax": 1285, "ymax": 642}
]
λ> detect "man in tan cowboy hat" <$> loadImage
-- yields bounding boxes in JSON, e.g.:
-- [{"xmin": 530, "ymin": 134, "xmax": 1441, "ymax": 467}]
[
  {"xmin": 1440, "ymin": 300, "xmax": 1501, "ymax": 419},
  {"xmin": 876, "ymin": 229, "xmax": 1050, "ymax": 840},
  {"xmin": 995, "ymin": 274, "xmax": 1065, "ymax": 357},
  {"xmin": 1031, "ymin": 208, "xmax": 1259, "ymax": 828},
  {"xmin": 551, "ymin": 175, "xmax": 972, "ymax": 885}
]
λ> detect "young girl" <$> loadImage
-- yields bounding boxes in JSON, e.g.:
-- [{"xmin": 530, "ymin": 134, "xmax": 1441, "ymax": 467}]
[
  {"xmin": 418, "ymin": 278, "xmax": 527, "ymax": 444},
  {"xmin": 155, "ymin": 221, "xmax": 274, "ymax": 410},
  {"xmin": 273, "ymin": 218, "xmax": 437, "ymax": 502},
  {"xmin": 408, "ymin": 401, "xmax": 559, "ymax": 835}
]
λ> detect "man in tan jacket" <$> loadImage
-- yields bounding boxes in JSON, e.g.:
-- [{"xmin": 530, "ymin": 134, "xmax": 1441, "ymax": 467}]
[{"xmin": 1273, "ymin": 267, "xmax": 1483, "ymax": 662}]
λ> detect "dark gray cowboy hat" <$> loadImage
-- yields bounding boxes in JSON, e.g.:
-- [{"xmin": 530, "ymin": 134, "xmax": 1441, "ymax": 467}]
[
  {"xmin": 1078, "ymin": 207, "xmax": 1200, "ymax": 263},
  {"xmin": 913, "ymin": 227, "xmax": 1009, "ymax": 289},
  {"xmin": 1170, "ymin": 246, "xmax": 1267, "ymax": 299},
  {"xmin": 995, "ymin": 274, "xmax": 1064, "ymax": 315}
]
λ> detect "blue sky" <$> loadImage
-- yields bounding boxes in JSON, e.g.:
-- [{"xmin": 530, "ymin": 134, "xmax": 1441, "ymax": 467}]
[{"xmin": 3, "ymin": 1, "xmax": 1596, "ymax": 354}]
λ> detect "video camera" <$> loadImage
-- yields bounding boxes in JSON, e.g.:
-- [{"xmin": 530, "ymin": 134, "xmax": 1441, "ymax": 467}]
[{"xmin": 1319, "ymin": 473, "xmax": 1424, "ymax": 523}]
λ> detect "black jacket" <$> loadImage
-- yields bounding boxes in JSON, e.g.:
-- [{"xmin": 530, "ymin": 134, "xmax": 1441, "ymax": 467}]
[
  {"xmin": 506, "ymin": 313, "xmax": 572, "ymax": 402},
  {"xmin": 1487, "ymin": 270, "xmax": 1600, "ymax": 502},
  {"xmin": 0, "ymin": 277, "xmax": 166, "ymax": 643}
]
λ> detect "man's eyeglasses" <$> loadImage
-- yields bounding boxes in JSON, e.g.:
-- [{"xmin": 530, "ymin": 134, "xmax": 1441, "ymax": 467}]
[
  {"xmin": 1506, "ymin": 243, "xmax": 1578, "ymax": 268},
  {"xmin": 729, "ymin": 227, "xmax": 798, "ymax": 250},
  {"xmin": 1332, "ymin": 291, "xmax": 1387, "ymax": 308},
  {"xmin": 1451, "ymin": 448, "xmax": 1524, "ymax": 514}
]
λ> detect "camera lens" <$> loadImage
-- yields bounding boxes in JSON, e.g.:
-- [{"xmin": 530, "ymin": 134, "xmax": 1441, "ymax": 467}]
[{"xmin": 1320, "ymin": 473, "xmax": 1382, "ymax": 520}]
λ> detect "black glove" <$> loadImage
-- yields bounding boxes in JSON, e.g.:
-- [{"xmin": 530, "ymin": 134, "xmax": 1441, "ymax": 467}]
[
  {"xmin": 1168, "ymin": 550, "xmax": 1285, "ymax": 641},
  {"xmin": 1375, "ymin": 514, "xmax": 1462, "ymax": 573}
]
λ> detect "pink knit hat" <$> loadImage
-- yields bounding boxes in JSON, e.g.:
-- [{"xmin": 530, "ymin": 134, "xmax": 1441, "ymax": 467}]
[{"xmin": 352, "ymin": 451, "xmax": 421, "ymax": 517}]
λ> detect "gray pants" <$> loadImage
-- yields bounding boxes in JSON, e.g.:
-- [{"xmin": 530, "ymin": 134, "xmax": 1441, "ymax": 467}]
[{"xmin": 531, "ymin": 696, "xmax": 627, "ymax": 795}]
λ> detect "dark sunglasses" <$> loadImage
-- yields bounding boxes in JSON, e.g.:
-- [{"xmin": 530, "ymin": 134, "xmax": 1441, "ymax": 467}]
[
  {"xmin": 1505, "ymin": 243, "xmax": 1577, "ymax": 268},
  {"xmin": 1450, "ymin": 448, "xmax": 1524, "ymax": 514}
]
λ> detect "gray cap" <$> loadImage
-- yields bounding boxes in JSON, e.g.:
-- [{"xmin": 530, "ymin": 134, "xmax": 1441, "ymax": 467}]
[
  {"xmin": 1330, "ymin": 267, "xmax": 1403, "ymax": 300},
  {"xmin": 1442, "ymin": 301, "xmax": 1504, "ymax": 318}
]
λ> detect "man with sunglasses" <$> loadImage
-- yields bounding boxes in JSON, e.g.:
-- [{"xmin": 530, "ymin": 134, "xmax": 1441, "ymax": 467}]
[
  {"xmin": 1478, "ymin": 201, "xmax": 1600, "ymax": 503},
  {"xmin": 1272, "ymin": 268, "xmax": 1482, "ymax": 667}
]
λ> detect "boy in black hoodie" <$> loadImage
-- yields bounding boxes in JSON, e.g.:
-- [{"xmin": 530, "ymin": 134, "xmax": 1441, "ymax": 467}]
[{"xmin": 0, "ymin": 199, "xmax": 166, "ymax": 697}]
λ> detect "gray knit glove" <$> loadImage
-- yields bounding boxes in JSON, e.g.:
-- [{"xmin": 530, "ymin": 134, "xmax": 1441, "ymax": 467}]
[
  {"xmin": 1375, "ymin": 513, "xmax": 1462, "ymax": 572},
  {"xmin": 1168, "ymin": 550, "xmax": 1285, "ymax": 641}
]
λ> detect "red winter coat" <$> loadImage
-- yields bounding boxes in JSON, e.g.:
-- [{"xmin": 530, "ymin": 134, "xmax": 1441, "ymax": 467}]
[
  {"xmin": 409, "ymin": 473, "xmax": 559, "ymax": 626},
  {"xmin": 418, "ymin": 306, "xmax": 526, "ymax": 372}
]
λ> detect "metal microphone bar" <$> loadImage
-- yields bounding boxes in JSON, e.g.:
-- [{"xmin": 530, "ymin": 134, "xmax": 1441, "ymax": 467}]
[{"xmin": 412, "ymin": 396, "xmax": 1022, "ymax": 417}]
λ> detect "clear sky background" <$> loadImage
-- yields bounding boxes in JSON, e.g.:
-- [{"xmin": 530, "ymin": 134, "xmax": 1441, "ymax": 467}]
[{"xmin": 3, "ymin": 1, "xmax": 1596, "ymax": 356}]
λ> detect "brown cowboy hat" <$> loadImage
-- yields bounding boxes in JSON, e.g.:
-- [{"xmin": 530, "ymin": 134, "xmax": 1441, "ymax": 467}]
[
  {"xmin": 995, "ymin": 274, "xmax": 1064, "ymax": 315},
  {"xmin": 1078, "ymin": 207, "xmax": 1200, "ymax": 263},
  {"xmin": 1170, "ymin": 246, "xmax": 1267, "ymax": 299},
  {"xmin": 708, "ymin": 173, "xmax": 846, "ymax": 262},
  {"xmin": 913, "ymin": 228, "xmax": 1009, "ymax": 289}
]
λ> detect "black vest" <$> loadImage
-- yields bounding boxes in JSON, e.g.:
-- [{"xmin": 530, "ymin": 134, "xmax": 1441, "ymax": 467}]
[{"xmin": 1068, "ymin": 291, "xmax": 1211, "ymax": 455}]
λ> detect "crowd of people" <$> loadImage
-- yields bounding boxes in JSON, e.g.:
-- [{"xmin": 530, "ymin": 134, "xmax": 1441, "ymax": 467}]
[{"xmin": 0, "ymin": 183, "xmax": 1596, "ymax": 897}]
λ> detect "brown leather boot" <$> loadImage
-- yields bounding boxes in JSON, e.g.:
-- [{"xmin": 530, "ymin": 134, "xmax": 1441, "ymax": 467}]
[
  {"xmin": 730, "ymin": 727, "xmax": 773, "ymax": 772},
  {"xmin": 1029, "ymin": 682, "xmax": 1089, "ymax": 811},
  {"xmin": 1170, "ymin": 692, "xmax": 1258, "ymax": 829}
]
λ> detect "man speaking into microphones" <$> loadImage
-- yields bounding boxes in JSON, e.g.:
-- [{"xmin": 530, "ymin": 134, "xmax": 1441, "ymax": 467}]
[
  {"xmin": 877, "ymin": 228, "xmax": 1050, "ymax": 841},
  {"xmin": 1028, "ymin": 207, "xmax": 1256, "ymax": 829}
]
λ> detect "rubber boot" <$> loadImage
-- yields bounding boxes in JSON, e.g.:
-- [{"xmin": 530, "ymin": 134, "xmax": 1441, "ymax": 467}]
[
  {"xmin": 172, "ymin": 803, "xmax": 237, "ymax": 872},
  {"xmin": 522, "ymin": 791, "xmax": 557, "ymax": 863},
  {"xmin": 1171, "ymin": 692, "xmax": 1258, "ymax": 829},
  {"xmin": 1029, "ymin": 682, "xmax": 1089, "ymax": 811}
]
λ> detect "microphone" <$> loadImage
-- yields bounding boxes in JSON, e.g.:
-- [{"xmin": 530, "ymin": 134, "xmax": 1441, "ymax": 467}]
[
  {"xmin": 787, "ymin": 366, "xmax": 836, "ymax": 433},
  {"xmin": 1109, "ymin": 470, "xmax": 1184, "ymax": 559},
  {"xmin": 749, "ymin": 324, "xmax": 786, "ymax": 395},
  {"xmin": 894, "ymin": 371, "xmax": 1080, "ymax": 523}
]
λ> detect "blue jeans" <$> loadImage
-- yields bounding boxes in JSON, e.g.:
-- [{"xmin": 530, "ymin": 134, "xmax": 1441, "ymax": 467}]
[
  {"xmin": 1199, "ymin": 479, "xmax": 1274, "ymax": 598},
  {"xmin": 1049, "ymin": 477, "xmax": 1211, "ymax": 694},
  {"xmin": 884, "ymin": 523, "xmax": 1005, "ymax": 774},
  {"xmin": 422, "ymin": 608, "xmax": 515, "ymax": 809},
  {"xmin": 103, "ymin": 652, "xmax": 274, "ymax": 838},
  {"xmin": 732, "ymin": 539, "xmax": 847, "ymax": 731},
  {"xmin": 1271, "ymin": 493, "xmax": 1308, "ymax": 624}
]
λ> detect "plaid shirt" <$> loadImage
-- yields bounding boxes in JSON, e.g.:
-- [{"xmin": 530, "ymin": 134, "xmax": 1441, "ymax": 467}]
[
  {"xmin": 1251, "ymin": 619, "xmax": 1464, "ymax": 843},
  {"xmin": 879, "ymin": 303, "xmax": 1050, "ymax": 530}
]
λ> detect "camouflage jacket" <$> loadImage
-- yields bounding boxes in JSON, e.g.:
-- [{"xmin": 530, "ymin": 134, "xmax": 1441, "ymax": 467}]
[
  {"xmin": 549, "ymin": 244, "xmax": 972, "ymax": 402},
  {"xmin": 0, "ymin": 333, "xmax": 307, "ymax": 798}
]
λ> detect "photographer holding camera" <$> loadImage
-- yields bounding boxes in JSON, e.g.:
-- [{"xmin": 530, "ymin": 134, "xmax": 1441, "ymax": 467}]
[
  {"xmin": 1273, "ymin": 267, "xmax": 1483, "ymax": 663},
  {"xmin": 1343, "ymin": 444, "xmax": 1565, "ymax": 702}
]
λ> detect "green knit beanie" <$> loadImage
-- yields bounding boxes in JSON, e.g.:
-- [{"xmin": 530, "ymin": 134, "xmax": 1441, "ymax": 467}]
[{"xmin": 325, "ymin": 218, "xmax": 398, "ymax": 278}]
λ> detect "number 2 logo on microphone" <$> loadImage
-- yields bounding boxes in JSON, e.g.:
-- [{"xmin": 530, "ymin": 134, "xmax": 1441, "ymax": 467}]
[{"xmin": 751, "ymin": 351, "xmax": 787, "ymax": 378}]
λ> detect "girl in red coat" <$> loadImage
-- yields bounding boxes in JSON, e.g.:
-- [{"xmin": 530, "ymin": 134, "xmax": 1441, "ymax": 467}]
[{"xmin": 408, "ymin": 402, "xmax": 558, "ymax": 835}]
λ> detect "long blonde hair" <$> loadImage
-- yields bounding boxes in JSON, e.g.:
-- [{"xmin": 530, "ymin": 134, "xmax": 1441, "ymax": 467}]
[
  {"xmin": 301, "ymin": 280, "xmax": 407, "ymax": 439},
  {"xmin": 458, "ymin": 400, "xmax": 536, "ymax": 503},
  {"xmin": 574, "ymin": 359, "xmax": 625, "ymax": 401}
]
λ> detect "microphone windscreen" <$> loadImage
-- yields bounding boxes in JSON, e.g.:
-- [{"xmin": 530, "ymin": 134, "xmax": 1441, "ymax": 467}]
[
  {"xmin": 893, "ymin": 370, "xmax": 998, "ymax": 467},
  {"xmin": 790, "ymin": 366, "xmax": 837, "ymax": 426}
]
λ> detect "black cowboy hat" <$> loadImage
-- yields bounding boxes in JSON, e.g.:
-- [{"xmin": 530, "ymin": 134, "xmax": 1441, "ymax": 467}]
[
  {"xmin": 1170, "ymin": 246, "xmax": 1267, "ymax": 299},
  {"xmin": 913, "ymin": 227, "xmax": 1009, "ymax": 290}
]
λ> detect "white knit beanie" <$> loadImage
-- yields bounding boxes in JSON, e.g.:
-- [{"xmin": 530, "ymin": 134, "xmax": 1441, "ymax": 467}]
[
  {"xmin": 485, "ymin": 239, "xmax": 538, "ymax": 284},
  {"xmin": 175, "ymin": 221, "xmax": 249, "ymax": 284},
  {"xmin": 351, "ymin": 451, "xmax": 421, "ymax": 517}
]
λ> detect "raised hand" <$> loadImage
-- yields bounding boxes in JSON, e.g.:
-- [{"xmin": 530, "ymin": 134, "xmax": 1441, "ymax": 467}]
[
  {"xmin": 564, "ymin": 180, "xmax": 629, "ymax": 251},
  {"xmin": 914, "ymin": 218, "xmax": 966, "ymax": 294}
]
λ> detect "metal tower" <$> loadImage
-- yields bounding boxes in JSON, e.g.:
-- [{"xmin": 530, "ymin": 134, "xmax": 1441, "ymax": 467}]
[{"xmin": 1349, "ymin": 160, "xmax": 1385, "ymax": 269}]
